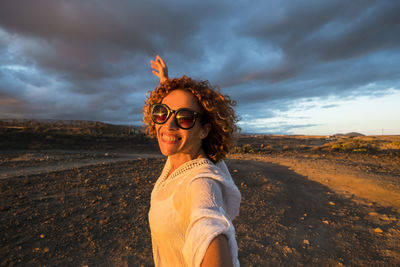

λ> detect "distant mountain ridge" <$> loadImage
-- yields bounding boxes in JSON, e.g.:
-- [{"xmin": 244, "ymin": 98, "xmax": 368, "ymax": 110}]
[
  {"xmin": 333, "ymin": 132, "xmax": 365, "ymax": 137},
  {"xmin": 0, "ymin": 118, "xmax": 144, "ymax": 136},
  {"xmin": 0, "ymin": 118, "xmax": 140, "ymax": 127}
]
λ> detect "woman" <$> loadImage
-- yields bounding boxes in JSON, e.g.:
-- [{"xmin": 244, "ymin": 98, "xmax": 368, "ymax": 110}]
[{"xmin": 144, "ymin": 55, "xmax": 241, "ymax": 267}]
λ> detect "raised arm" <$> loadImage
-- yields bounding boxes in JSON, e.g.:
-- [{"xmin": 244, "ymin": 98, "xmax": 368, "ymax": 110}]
[{"xmin": 150, "ymin": 55, "xmax": 168, "ymax": 83}]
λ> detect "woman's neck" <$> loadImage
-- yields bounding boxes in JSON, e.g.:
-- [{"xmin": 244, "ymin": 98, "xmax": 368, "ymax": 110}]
[{"xmin": 168, "ymin": 150, "xmax": 208, "ymax": 175}]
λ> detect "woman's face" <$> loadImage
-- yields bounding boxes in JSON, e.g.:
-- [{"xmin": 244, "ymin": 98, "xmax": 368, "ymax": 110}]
[{"xmin": 155, "ymin": 89, "xmax": 209, "ymax": 159}]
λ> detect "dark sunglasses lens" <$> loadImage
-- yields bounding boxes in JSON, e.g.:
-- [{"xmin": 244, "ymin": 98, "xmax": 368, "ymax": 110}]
[
  {"xmin": 152, "ymin": 105, "xmax": 168, "ymax": 123},
  {"xmin": 176, "ymin": 110, "xmax": 196, "ymax": 129}
]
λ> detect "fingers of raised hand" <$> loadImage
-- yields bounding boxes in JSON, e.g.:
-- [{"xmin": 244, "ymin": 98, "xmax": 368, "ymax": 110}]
[
  {"xmin": 152, "ymin": 70, "xmax": 161, "ymax": 78},
  {"xmin": 151, "ymin": 55, "xmax": 168, "ymax": 82},
  {"xmin": 151, "ymin": 60, "xmax": 161, "ymax": 72},
  {"xmin": 156, "ymin": 55, "xmax": 166, "ymax": 68}
]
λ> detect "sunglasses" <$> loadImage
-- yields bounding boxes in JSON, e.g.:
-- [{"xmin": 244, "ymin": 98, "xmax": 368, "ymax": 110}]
[{"xmin": 151, "ymin": 103, "xmax": 204, "ymax": 130}]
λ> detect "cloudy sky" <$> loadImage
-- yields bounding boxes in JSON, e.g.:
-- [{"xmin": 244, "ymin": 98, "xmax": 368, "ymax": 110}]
[{"xmin": 1, "ymin": 0, "xmax": 399, "ymax": 135}]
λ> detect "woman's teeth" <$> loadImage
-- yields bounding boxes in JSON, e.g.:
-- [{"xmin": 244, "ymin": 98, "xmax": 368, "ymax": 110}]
[
  {"xmin": 165, "ymin": 136, "xmax": 177, "ymax": 142},
  {"xmin": 162, "ymin": 134, "xmax": 181, "ymax": 142}
]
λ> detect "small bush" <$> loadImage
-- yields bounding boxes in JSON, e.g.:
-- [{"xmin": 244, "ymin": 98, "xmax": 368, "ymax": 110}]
[
  {"xmin": 329, "ymin": 139, "xmax": 376, "ymax": 153},
  {"xmin": 232, "ymin": 146, "xmax": 241, "ymax": 153},
  {"xmin": 242, "ymin": 144, "xmax": 254, "ymax": 153},
  {"xmin": 330, "ymin": 143, "xmax": 342, "ymax": 151},
  {"xmin": 389, "ymin": 141, "xmax": 400, "ymax": 150}
]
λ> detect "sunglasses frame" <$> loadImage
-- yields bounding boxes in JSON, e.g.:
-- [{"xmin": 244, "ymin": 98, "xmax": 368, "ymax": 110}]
[{"xmin": 151, "ymin": 103, "xmax": 204, "ymax": 130}]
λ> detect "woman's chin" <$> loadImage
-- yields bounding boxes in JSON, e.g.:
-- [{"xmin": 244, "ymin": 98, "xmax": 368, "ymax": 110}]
[{"xmin": 159, "ymin": 147, "xmax": 177, "ymax": 157}]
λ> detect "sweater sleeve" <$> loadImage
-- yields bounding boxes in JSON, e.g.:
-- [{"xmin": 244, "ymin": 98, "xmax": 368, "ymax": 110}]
[{"xmin": 182, "ymin": 178, "xmax": 239, "ymax": 267}]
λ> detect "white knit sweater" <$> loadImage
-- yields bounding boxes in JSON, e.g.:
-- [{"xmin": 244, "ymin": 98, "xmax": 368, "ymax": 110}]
[{"xmin": 148, "ymin": 157, "xmax": 241, "ymax": 267}]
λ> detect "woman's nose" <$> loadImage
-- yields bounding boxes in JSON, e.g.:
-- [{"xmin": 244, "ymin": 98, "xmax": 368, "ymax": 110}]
[{"xmin": 164, "ymin": 114, "xmax": 178, "ymax": 129}]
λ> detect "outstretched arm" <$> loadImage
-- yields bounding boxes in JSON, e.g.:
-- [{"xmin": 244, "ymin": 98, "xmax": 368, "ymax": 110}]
[
  {"xmin": 201, "ymin": 234, "xmax": 233, "ymax": 267},
  {"xmin": 186, "ymin": 178, "xmax": 234, "ymax": 267},
  {"xmin": 150, "ymin": 55, "xmax": 168, "ymax": 83}
]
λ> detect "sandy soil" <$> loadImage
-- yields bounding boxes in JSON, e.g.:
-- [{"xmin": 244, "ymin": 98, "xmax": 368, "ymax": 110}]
[{"xmin": 1, "ymin": 150, "xmax": 399, "ymax": 266}]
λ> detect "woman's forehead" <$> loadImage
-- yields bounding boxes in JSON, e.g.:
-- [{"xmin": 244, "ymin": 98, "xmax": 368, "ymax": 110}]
[{"xmin": 161, "ymin": 89, "xmax": 201, "ymax": 111}]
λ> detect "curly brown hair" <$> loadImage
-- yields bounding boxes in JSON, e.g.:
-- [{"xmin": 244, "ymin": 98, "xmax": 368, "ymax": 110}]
[{"xmin": 143, "ymin": 76, "xmax": 239, "ymax": 163}]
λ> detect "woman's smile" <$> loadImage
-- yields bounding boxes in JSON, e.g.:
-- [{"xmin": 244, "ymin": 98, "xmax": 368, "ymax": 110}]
[{"xmin": 160, "ymin": 132, "xmax": 182, "ymax": 144}]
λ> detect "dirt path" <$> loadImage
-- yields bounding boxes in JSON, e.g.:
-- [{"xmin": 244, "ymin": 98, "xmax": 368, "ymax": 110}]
[
  {"xmin": 229, "ymin": 154, "xmax": 400, "ymax": 212},
  {"xmin": 1, "ymin": 152, "xmax": 399, "ymax": 266},
  {"xmin": 0, "ymin": 151, "xmax": 162, "ymax": 179}
]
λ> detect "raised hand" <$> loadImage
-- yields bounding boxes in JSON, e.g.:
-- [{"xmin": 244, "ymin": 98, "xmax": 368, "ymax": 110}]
[{"xmin": 150, "ymin": 55, "xmax": 168, "ymax": 83}]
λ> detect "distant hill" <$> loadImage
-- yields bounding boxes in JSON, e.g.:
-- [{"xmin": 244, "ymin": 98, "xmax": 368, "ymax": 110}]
[
  {"xmin": 0, "ymin": 119, "xmax": 158, "ymax": 150},
  {"xmin": 333, "ymin": 132, "xmax": 365, "ymax": 138},
  {"xmin": 0, "ymin": 119, "xmax": 144, "ymax": 137}
]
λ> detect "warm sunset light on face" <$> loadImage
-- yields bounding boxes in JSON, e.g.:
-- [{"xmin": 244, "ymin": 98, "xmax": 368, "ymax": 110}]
[{"xmin": 1, "ymin": 0, "xmax": 400, "ymax": 135}]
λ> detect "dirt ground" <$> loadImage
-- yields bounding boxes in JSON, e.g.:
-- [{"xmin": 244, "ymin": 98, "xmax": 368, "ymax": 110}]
[{"xmin": 1, "ymin": 150, "xmax": 399, "ymax": 266}]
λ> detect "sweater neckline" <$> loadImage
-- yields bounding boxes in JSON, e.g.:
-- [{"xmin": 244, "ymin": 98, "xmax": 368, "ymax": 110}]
[{"xmin": 156, "ymin": 157, "xmax": 213, "ymax": 190}]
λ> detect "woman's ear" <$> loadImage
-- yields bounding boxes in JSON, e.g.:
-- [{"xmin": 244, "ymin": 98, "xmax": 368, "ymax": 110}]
[{"xmin": 200, "ymin": 123, "xmax": 211, "ymax": 139}]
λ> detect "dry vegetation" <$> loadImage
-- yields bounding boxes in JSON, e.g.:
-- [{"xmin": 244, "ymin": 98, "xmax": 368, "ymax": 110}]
[
  {"xmin": 0, "ymin": 119, "xmax": 157, "ymax": 151},
  {"xmin": 234, "ymin": 134, "xmax": 400, "ymax": 155},
  {"xmin": 0, "ymin": 119, "xmax": 143, "ymax": 136}
]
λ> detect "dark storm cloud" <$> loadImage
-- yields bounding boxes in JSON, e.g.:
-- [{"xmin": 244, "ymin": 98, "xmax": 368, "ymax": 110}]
[
  {"xmin": 233, "ymin": 0, "xmax": 400, "ymax": 84},
  {"xmin": 0, "ymin": 0, "xmax": 233, "ymax": 76},
  {"xmin": 0, "ymin": 0, "xmax": 208, "ymax": 52},
  {"xmin": 0, "ymin": 0, "xmax": 399, "ymax": 132}
]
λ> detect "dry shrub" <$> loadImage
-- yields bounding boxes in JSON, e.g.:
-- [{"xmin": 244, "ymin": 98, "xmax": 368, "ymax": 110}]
[
  {"xmin": 376, "ymin": 141, "xmax": 400, "ymax": 151},
  {"xmin": 387, "ymin": 141, "xmax": 400, "ymax": 150},
  {"xmin": 232, "ymin": 146, "xmax": 242, "ymax": 153},
  {"xmin": 329, "ymin": 138, "xmax": 377, "ymax": 153},
  {"xmin": 242, "ymin": 144, "xmax": 255, "ymax": 153},
  {"xmin": 232, "ymin": 144, "xmax": 255, "ymax": 153}
]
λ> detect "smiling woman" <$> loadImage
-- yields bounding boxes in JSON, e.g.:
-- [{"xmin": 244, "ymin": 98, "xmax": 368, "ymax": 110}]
[{"xmin": 142, "ymin": 56, "xmax": 241, "ymax": 267}]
